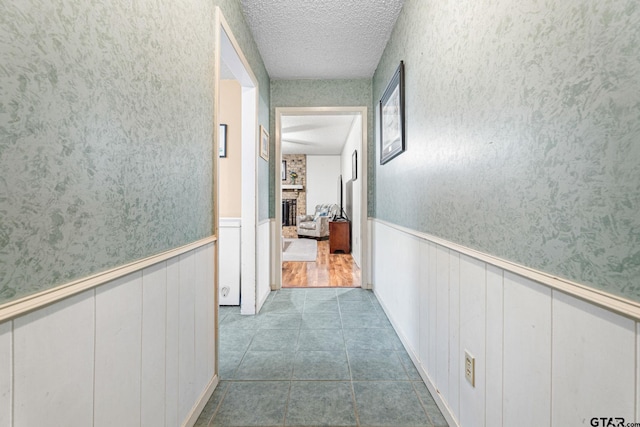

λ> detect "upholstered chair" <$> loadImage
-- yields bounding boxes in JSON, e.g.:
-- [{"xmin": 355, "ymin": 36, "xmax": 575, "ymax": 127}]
[{"xmin": 296, "ymin": 204, "xmax": 339, "ymax": 238}]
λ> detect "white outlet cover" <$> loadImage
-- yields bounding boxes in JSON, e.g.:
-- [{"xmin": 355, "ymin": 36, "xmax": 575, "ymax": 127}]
[{"xmin": 465, "ymin": 350, "xmax": 475, "ymax": 387}]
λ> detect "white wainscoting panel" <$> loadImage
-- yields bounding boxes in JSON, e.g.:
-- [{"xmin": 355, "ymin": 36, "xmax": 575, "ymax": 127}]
[
  {"xmin": 398, "ymin": 230, "xmax": 422, "ymax": 354},
  {"xmin": 459, "ymin": 254, "xmax": 486, "ymax": 427},
  {"xmin": 436, "ymin": 245, "xmax": 450, "ymax": 399},
  {"xmin": 551, "ymin": 290, "xmax": 636, "ymax": 426},
  {"xmin": 448, "ymin": 251, "xmax": 461, "ymax": 422},
  {"xmin": 179, "ymin": 252, "xmax": 196, "ymax": 421},
  {"xmin": 205, "ymin": 244, "xmax": 216, "ymax": 380},
  {"xmin": 141, "ymin": 263, "xmax": 167, "ymax": 427},
  {"xmin": 95, "ymin": 274, "xmax": 143, "ymax": 427},
  {"xmin": 367, "ymin": 219, "xmax": 375, "ymax": 288},
  {"xmin": 376, "ymin": 221, "xmax": 421, "ymax": 354},
  {"xmin": 427, "ymin": 242, "xmax": 438, "ymax": 378},
  {"xmin": 0, "ymin": 242, "xmax": 215, "ymax": 427},
  {"xmin": 14, "ymin": 290, "xmax": 94, "ymax": 427},
  {"xmin": 195, "ymin": 247, "xmax": 210, "ymax": 394},
  {"xmin": 0, "ymin": 321, "xmax": 10, "ymax": 427},
  {"xmin": 374, "ymin": 222, "xmax": 394, "ymax": 321},
  {"xmin": 403, "ymin": 234, "xmax": 422, "ymax": 355},
  {"xmin": 418, "ymin": 241, "xmax": 430, "ymax": 378},
  {"xmin": 195, "ymin": 245, "xmax": 215, "ymax": 392},
  {"xmin": 372, "ymin": 219, "xmax": 640, "ymax": 427},
  {"xmin": 484, "ymin": 265, "xmax": 503, "ymax": 427},
  {"xmin": 503, "ymin": 272, "xmax": 551, "ymax": 427},
  {"xmin": 165, "ymin": 258, "xmax": 180, "ymax": 427}
]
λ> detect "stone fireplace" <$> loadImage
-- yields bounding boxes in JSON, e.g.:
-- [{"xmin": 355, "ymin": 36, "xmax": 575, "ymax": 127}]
[{"xmin": 282, "ymin": 154, "xmax": 306, "ymax": 238}]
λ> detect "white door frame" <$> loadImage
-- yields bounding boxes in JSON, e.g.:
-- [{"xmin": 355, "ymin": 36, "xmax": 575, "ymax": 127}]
[
  {"xmin": 274, "ymin": 106, "xmax": 369, "ymax": 289},
  {"xmin": 215, "ymin": 9, "xmax": 260, "ymax": 315}
]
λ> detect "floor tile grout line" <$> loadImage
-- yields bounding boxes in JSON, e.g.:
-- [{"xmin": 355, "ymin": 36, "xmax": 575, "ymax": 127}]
[
  {"xmin": 206, "ymin": 381, "xmax": 231, "ymax": 427},
  {"xmin": 227, "ymin": 326, "xmax": 258, "ymax": 380},
  {"xmin": 338, "ymin": 292, "xmax": 362, "ymax": 427},
  {"xmin": 213, "ymin": 289, "xmax": 443, "ymax": 426},
  {"xmin": 282, "ymin": 380, "xmax": 293, "ymax": 427},
  {"xmin": 410, "ymin": 380, "xmax": 437, "ymax": 427},
  {"xmin": 395, "ymin": 349, "xmax": 415, "ymax": 380}
]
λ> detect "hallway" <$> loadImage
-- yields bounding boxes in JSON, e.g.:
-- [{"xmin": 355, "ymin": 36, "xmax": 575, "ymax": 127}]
[{"xmin": 196, "ymin": 288, "xmax": 448, "ymax": 426}]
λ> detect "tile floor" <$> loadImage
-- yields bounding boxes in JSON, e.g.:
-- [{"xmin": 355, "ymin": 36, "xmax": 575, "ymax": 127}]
[{"xmin": 195, "ymin": 288, "xmax": 448, "ymax": 427}]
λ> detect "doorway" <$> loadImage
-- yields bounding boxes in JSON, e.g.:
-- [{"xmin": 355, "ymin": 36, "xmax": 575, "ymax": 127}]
[
  {"xmin": 216, "ymin": 13, "xmax": 263, "ymax": 315},
  {"xmin": 274, "ymin": 107, "xmax": 368, "ymax": 290}
]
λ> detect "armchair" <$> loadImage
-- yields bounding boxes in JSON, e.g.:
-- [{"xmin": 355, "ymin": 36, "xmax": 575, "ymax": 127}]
[{"xmin": 297, "ymin": 204, "xmax": 339, "ymax": 239}]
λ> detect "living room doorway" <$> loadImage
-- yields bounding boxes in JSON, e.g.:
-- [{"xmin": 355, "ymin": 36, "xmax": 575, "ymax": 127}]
[{"xmin": 274, "ymin": 107, "xmax": 368, "ymax": 289}]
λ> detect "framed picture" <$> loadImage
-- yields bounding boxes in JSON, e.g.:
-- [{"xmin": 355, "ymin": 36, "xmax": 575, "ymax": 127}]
[
  {"xmin": 282, "ymin": 160, "xmax": 287, "ymax": 180},
  {"xmin": 379, "ymin": 60, "xmax": 405, "ymax": 164},
  {"xmin": 219, "ymin": 124, "xmax": 227, "ymax": 158},
  {"xmin": 352, "ymin": 150, "xmax": 357, "ymax": 180},
  {"xmin": 259, "ymin": 125, "xmax": 269, "ymax": 161}
]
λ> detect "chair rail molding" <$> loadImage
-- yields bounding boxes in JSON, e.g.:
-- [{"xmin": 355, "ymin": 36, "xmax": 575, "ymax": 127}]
[
  {"xmin": 0, "ymin": 236, "xmax": 217, "ymax": 322},
  {"xmin": 371, "ymin": 218, "xmax": 640, "ymax": 320}
]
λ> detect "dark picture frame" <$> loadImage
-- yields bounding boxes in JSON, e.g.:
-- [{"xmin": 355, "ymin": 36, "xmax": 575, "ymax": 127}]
[
  {"xmin": 282, "ymin": 160, "xmax": 287, "ymax": 180},
  {"xmin": 379, "ymin": 61, "xmax": 405, "ymax": 164},
  {"xmin": 352, "ymin": 150, "xmax": 357, "ymax": 180},
  {"xmin": 219, "ymin": 124, "xmax": 227, "ymax": 158}
]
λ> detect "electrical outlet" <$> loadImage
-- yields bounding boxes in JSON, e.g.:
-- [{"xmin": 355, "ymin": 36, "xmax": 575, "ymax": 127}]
[{"xmin": 464, "ymin": 350, "xmax": 475, "ymax": 387}]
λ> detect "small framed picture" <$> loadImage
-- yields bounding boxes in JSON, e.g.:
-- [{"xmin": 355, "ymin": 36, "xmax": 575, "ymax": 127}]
[
  {"xmin": 219, "ymin": 124, "xmax": 227, "ymax": 158},
  {"xmin": 282, "ymin": 160, "xmax": 287, "ymax": 180},
  {"xmin": 259, "ymin": 125, "xmax": 269, "ymax": 161},
  {"xmin": 380, "ymin": 61, "xmax": 405, "ymax": 164},
  {"xmin": 352, "ymin": 150, "xmax": 357, "ymax": 180}
]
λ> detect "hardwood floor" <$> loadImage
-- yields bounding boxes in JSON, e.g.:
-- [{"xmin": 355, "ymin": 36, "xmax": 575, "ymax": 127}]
[{"xmin": 282, "ymin": 239, "xmax": 361, "ymax": 288}]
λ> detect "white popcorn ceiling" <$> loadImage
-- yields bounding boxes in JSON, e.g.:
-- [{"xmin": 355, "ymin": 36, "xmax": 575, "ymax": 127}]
[{"xmin": 240, "ymin": 0, "xmax": 405, "ymax": 79}]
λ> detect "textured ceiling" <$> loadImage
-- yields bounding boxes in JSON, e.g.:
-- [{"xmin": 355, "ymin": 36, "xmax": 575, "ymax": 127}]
[
  {"xmin": 240, "ymin": 0, "xmax": 404, "ymax": 79},
  {"xmin": 281, "ymin": 114, "xmax": 358, "ymax": 155}
]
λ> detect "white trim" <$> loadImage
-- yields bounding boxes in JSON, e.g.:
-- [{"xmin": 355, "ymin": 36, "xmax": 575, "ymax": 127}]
[
  {"xmin": 258, "ymin": 218, "xmax": 271, "ymax": 226},
  {"xmin": 275, "ymin": 106, "xmax": 369, "ymax": 289},
  {"xmin": 219, "ymin": 218, "xmax": 242, "ymax": 228},
  {"xmin": 218, "ymin": 10, "xmax": 261, "ymax": 315},
  {"xmin": 371, "ymin": 218, "xmax": 640, "ymax": 320},
  {"xmin": 274, "ymin": 110, "xmax": 283, "ymax": 290},
  {"xmin": 212, "ymin": 7, "xmax": 221, "ymax": 402},
  {"xmin": 218, "ymin": 13, "xmax": 259, "ymax": 88},
  {"xmin": 270, "ymin": 219, "xmax": 277, "ymax": 290},
  {"xmin": 358, "ymin": 109, "xmax": 369, "ymax": 289},
  {"xmin": 257, "ymin": 282, "xmax": 271, "ymax": 313},
  {"xmin": 0, "ymin": 236, "xmax": 217, "ymax": 323},
  {"xmin": 182, "ymin": 375, "xmax": 219, "ymax": 427}
]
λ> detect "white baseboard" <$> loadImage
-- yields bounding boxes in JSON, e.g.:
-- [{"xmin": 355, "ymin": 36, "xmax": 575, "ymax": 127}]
[
  {"xmin": 183, "ymin": 375, "xmax": 219, "ymax": 427},
  {"xmin": 257, "ymin": 284, "xmax": 271, "ymax": 313}
]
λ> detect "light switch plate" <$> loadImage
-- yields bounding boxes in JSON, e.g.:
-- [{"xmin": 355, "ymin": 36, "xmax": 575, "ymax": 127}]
[{"xmin": 464, "ymin": 350, "xmax": 475, "ymax": 387}]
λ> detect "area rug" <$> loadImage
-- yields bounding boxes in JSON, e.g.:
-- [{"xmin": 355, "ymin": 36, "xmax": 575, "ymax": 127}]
[{"xmin": 282, "ymin": 238, "xmax": 318, "ymax": 262}]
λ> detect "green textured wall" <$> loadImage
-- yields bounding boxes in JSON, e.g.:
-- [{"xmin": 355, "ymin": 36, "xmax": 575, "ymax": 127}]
[
  {"xmin": 269, "ymin": 79, "xmax": 373, "ymax": 218},
  {"xmin": 0, "ymin": 0, "xmax": 271, "ymax": 305},
  {"xmin": 373, "ymin": 0, "xmax": 640, "ymax": 301}
]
